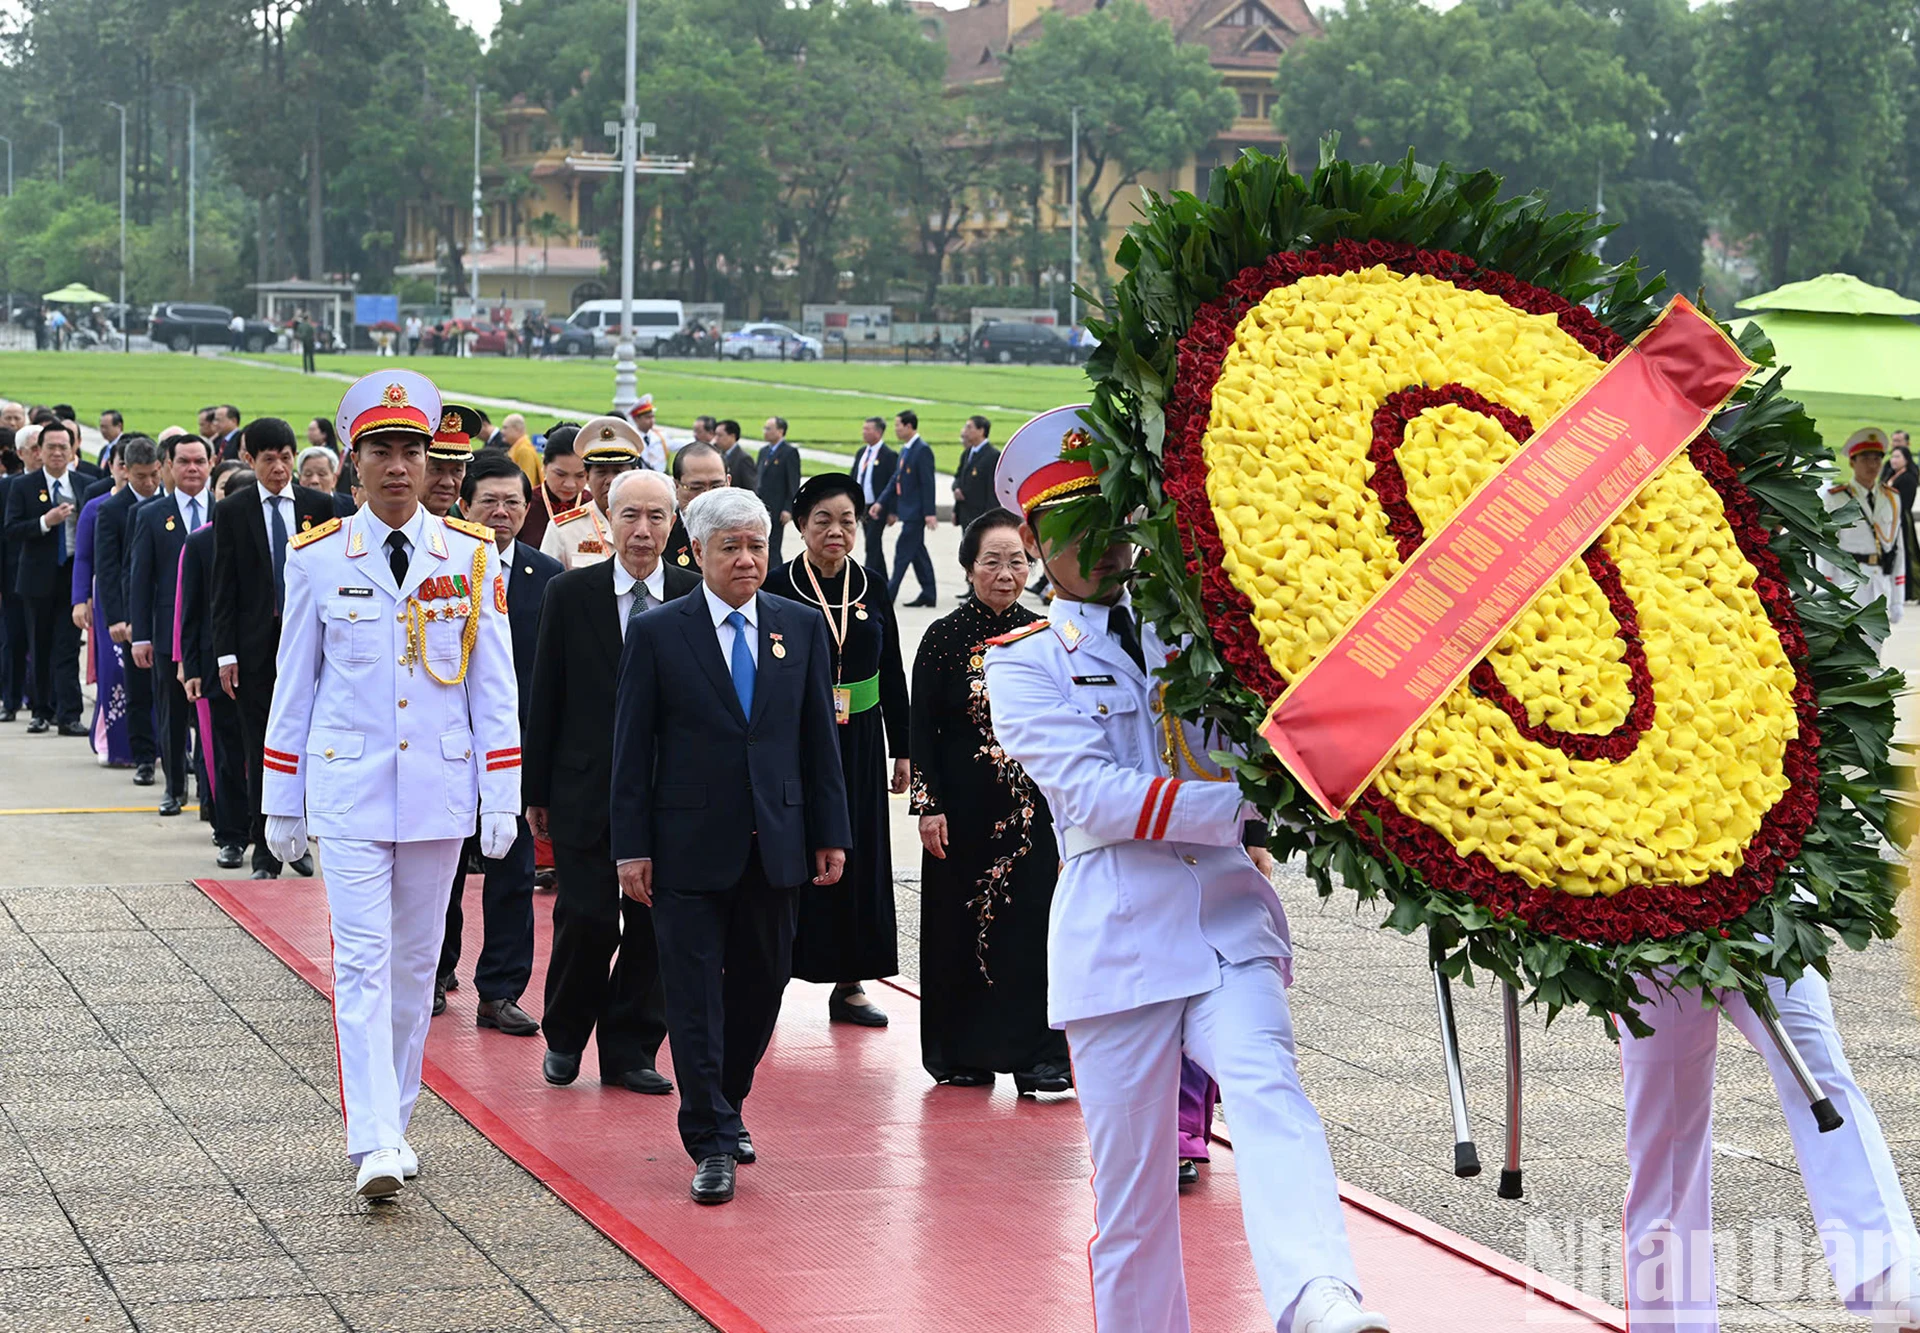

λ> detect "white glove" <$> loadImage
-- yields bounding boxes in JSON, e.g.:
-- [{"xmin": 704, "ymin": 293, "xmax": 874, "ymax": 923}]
[
  {"xmin": 479, "ymin": 812, "xmax": 517, "ymax": 860},
  {"xmin": 266, "ymin": 814, "xmax": 309, "ymax": 864}
]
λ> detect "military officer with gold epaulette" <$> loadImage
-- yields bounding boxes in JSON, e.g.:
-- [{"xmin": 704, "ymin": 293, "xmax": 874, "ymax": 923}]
[
  {"xmin": 423, "ymin": 404, "xmax": 484, "ymax": 518},
  {"xmin": 1820, "ymin": 427, "xmax": 1906, "ymax": 633},
  {"xmin": 538, "ymin": 416, "xmax": 639, "ymax": 569},
  {"xmin": 982, "ymin": 406, "xmax": 1386, "ymax": 1333},
  {"xmin": 261, "ymin": 369, "xmax": 520, "ymax": 1200}
]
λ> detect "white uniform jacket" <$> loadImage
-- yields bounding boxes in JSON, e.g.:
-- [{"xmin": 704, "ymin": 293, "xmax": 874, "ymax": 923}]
[
  {"xmin": 262, "ymin": 510, "xmax": 520, "ymax": 842},
  {"xmin": 984, "ymin": 595, "xmax": 1290, "ymax": 1028},
  {"xmin": 1819, "ymin": 479, "xmax": 1905, "ymax": 629},
  {"xmin": 538, "ymin": 499, "xmax": 613, "ymax": 570}
]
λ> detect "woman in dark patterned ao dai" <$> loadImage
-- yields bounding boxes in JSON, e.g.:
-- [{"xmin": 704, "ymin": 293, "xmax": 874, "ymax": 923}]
[
  {"xmin": 764, "ymin": 473, "xmax": 909, "ymax": 1026},
  {"xmin": 910, "ymin": 508, "xmax": 1070, "ymax": 1091}
]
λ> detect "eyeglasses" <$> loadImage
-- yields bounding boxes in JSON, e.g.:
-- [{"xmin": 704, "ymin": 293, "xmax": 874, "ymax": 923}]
[
  {"xmin": 974, "ymin": 556, "xmax": 1030, "ymax": 575},
  {"xmin": 680, "ymin": 479, "xmax": 726, "ymax": 495}
]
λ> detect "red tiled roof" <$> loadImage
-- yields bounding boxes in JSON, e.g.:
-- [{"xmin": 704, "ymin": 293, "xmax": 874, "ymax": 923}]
[{"xmin": 910, "ymin": 0, "xmax": 1319, "ymax": 88}]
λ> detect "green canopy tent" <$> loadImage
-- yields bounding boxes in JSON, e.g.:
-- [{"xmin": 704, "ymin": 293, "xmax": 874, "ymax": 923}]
[
  {"xmin": 41, "ymin": 283, "xmax": 112, "ymax": 304},
  {"xmin": 1730, "ymin": 273, "xmax": 1920, "ymax": 458}
]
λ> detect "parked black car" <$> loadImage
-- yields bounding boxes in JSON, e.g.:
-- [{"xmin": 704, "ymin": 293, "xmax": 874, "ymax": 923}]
[
  {"xmin": 149, "ymin": 302, "xmax": 275, "ymax": 353},
  {"xmin": 969, "ymin": 320, "xmax": 1075, "ymax": 364}
]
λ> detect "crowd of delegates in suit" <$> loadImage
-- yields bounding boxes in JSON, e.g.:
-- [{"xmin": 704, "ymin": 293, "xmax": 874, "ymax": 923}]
[{"xmin": 0, "ymin": 386, "xmax": 1145, "ymax": 1197}]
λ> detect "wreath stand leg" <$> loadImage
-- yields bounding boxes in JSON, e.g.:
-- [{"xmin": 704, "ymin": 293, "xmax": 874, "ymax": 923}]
[
  {"xmin": 1744, "ymin": 995, "xmax": 1845, "ymax": 1134},
  {"xmin": 1430, "ymin": 959, "xmax": 1481, "ymax": 1177},
  {"xmin": 1498, "ymin": 982, "xmax": 1524, "ymax": 1200}
]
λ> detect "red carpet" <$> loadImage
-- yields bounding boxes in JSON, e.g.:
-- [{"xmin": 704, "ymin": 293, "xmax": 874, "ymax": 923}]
[{"xmin": 197, "ymin": 876, "xmax": 1622, "ymax": 1333}]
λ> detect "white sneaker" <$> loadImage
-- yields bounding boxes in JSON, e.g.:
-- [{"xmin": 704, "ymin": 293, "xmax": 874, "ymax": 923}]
[
  {"xmin": 1289, "ymin": 1278, "xmax": 1390, "ymax": 1333},
  {"xmin": 398, "ymin": 1140, "xmax": 419, "ymax": 1180},
  {"xmin": 355, "ymin": 1149, "xmax": 405, "ymax": 1199}
]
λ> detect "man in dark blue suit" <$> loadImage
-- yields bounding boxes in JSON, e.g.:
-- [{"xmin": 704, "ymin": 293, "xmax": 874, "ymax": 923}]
[
  {"xmin": 886, "ymin": 409, "xmax": 938, "ymax": 606},
  {"xmin": 177, "ymin": 488, "xmax": 250, "ymax": 866},
  {"xmin": 3, "ymin": 421, "xmax": 89, "ymax": 733},
  {"xmin": 436, "ymin": 452, "xmax": 565, "ymax": 1036},
  {"xmin": 128, "ymin": 434, "xmax": 214, "ymax": 814},
  {"xmin": 92, "ymin": 436, "xmax": 164, "ymax": 783},
  {"xmin": 611, "ymin": 485, "xmax": 851, "ymax": 1206},
  {"xmin": 852, "ymin": 415, "xmax": 898, "ymax": 585},
  {"xmin": 0, "ymin": 442, "xmax": 32, "ymax": 721}
]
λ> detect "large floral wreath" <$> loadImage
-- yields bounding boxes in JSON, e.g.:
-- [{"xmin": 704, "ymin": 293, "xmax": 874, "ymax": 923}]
[{"xmin": 1061, "ymin": 150, "xmax": 1906, "ymax": 1030}]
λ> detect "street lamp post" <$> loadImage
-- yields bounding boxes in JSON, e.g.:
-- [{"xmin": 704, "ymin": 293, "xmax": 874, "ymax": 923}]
[
  {"xmin": 106, "ymin": 103, "xmax": 127, "ymax": 351},
  {"xmin": 0, "ymin": 136, "xmax": 12, "ymax": 196},
  {"xmin": 1068, "ymin": 106, "xmax": 1080, "ymax": 330},
  {"xmin": 164, "ymin": 89, "xmax": 196, "ymax": 290},
  {"xmin": 611, "ymin": 0, "xmax": 640, "ymax": 416},
  {"xmin": 471, "ymin": 89, "xmax": 484, "ymax": 306}
]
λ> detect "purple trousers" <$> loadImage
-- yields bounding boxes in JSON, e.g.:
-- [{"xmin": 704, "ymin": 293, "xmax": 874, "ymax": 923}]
[{"xmin": 1179, "ymin": 1056, "xmax": 1218, "ymax": 1161}]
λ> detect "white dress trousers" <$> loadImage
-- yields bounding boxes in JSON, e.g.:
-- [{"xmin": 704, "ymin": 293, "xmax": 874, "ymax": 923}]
[
  {"xmin": 324, "ymin": 836, "xmax": 464, "ymax": 1161},
  {"xmin": 1620, "ymin": 970, "xmax": 1918, "ymax": 1331},
  {"xmin": 1066, "ymin": 956, "xmax": 1360, "ymax": 1333}
]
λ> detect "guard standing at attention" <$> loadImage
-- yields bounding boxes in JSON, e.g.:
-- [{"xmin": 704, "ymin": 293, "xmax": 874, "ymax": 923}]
[
  {"xmin": 539, "ymin": 419, "xmax": 638, "ymax": 569},
  {"xmin": 1820, "ymin": 428, "xmax": 1906, "ymax": 630},
  {"xmin": 261, "ymin": 369, "xmax": 520, "ymax": 1200},
  {"xmin": 982, "ymin": 406, "xmax": 1387, "ymax": 1333}
]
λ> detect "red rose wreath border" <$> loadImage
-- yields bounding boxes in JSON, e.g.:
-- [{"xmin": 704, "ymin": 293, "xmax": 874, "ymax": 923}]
[{"xmin": 1158, "ymin": 239, "xmax": 1823, "ymax": 945}]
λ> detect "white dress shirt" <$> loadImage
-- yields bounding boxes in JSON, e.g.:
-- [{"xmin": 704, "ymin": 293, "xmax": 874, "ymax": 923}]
[
  {"xmin": 40, "ymin": 467, "xmax": 76, "ymax": 538},
  {"xmin": 703, "ymin": 584, "xmax": 758, "ymax": 666},
  {"xmin": 258, "ymin": 481, "xmax": 293, "ymax": 539},
  {"xmin": 856, "ymin": 443, "xmax": 882, "ymax": 504},
  {"xmin": 174, "ymin": 486, "xmax": 210, "ymax": 530},
  {"xmin": 613, "ymin": 559, "xmax": 667, "ymax": 636}
]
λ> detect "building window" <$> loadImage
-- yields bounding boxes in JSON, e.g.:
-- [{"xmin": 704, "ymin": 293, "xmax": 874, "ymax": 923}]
[
  {"xmin": 1221, "ymin": 2, "xmax": 1272, "ymax": 25},
  {"xmin": 1261, "ymin": 94, "xmax": 1278, "ymax": 119},
  {"xmin": 1053, "ymin": 163, "xmax": 1070, "ymax": 208},
  {"xmin": 1239, "ymin": 91, "xmax": 1260, "ymax": 119}
]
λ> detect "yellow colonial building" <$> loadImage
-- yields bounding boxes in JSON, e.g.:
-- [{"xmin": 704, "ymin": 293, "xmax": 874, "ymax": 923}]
[{"xmin": 908, "ymin": 0, "xmax": 1322, "ymax": 284}]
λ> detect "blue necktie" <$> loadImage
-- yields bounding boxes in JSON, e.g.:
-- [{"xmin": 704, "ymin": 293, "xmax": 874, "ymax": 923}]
[
  {"xmin": 187, "ymin": 496, "xmax": 201, "ymax": 530},
  {"xmin": 726, "ymin": 610, "xmax": 755, "ymax": 715},
  {"xmin": 51, "ymin": 479, "xmax": 66, "ymax": 564},
  {"xmin": 269, "ymin": 496, "xmax": 288, "ymax": 615}
]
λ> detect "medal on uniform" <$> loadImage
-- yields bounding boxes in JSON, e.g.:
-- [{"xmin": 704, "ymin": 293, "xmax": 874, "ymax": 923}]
[
  {"xmin": 494, "ymin": 575, "xmax": 508, "ymax": 614},
  {"xmin": 579, "ymin": 539, "xmax": 603, "ymax": 554},
  {"xmin": 833, "ymin": 686, "xmax": 851, "ymax": 723},
  {"xmin": 165, "ymin": 517, "xmax": 176, "ymax": 531},
  {"xmin": 770, "ymin": 631, "xmax": 787, "ymax": 660},
  {"xmin": 677, "ymin": 552, "xmax": 690, "ymax": 566},
  {"xmin": 855, "ymin": 602, "xmax": 868, "ymax": 621}
]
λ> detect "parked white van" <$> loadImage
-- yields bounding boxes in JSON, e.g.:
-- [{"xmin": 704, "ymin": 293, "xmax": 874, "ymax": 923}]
[{"xmin": 562, "ymin": 298, "xmax": 686, "ymax": 353}]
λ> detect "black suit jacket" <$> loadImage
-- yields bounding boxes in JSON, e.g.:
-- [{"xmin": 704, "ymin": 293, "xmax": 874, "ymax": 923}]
[
  {"xmin": 92, "ymin": 486, "xmax": 147, "ymax": 628},
  {"xmin": 128, "ymin": 493, "xmax": 201, "ymax": 654},
  {"xmin": 891, "ymin": 436, "xmax": 938, "ymax": 522},
  {"xmin": 178, "ymin": 524, "xmax": 218, "ymax": 686},
  {"xmin": 0, "ymin": 476, "xmax": 16, "ymax": 604},
  {"xmin": 854, "ymin": 443, "xmax": 898, "ymax": 517},
  {"xmin": 83, "ymin": 476, "xmax": 115, "ymax": 507},
  {"xmin": 209, "ymin": 481, "xmax": 337, "ymax": 682},
  {"xmin": 723, "ymin": 442, "xmax": 758, "ymax": 493},
  {"xmin": 4, "ymin": 467, "xmax": 82, "ymax": 599},
  {"xmin": 754, "ymin": 439, "xmax": 802, "ymax": 520},
  {"xmin": 665, "ymin": 513, "xmax": 697, "ymax": 572},
  {"xmin": 500, "ymin": 539, "xmax": 563, "ymax": 725},
  {"xmin": 953, "ymin": 441, "xmax": 1000, "ymax": 526},
  {"xmin": 523, "ymin": 557, "xmax": 702, "ymax": 848},
  {"xmin": 609, "ymin": 588, "xmax": 851, "ymax": 891}
]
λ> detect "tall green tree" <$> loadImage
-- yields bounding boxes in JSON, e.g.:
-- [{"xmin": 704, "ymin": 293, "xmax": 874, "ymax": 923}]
[
  {"xmin": 1689, "ymin": 0, "xmax": 1913, "ymax": 284},
  {"xmin": 1272, "ymin": 0, "xmax": 1660, "ymax": 220},
  {"xmin": 998, "ymin": 0, "xmax": 1236, "ymax": 304}
]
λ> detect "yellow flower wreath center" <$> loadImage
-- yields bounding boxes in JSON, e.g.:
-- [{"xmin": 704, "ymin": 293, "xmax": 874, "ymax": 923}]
[{"xmin": 1202, "ymin": 267, "xmax": 1799, "ymax": 896}]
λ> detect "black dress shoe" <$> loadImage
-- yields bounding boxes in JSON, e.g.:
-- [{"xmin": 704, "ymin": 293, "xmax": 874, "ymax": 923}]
[
  {"xmin": 543, "ymin": 1049, "xmax": 581, "ymax": 1086},
  {"xmin": 132, "ymin": 763, "xmax": 155, "ymax": 786},
  {"xmin": 0, "ymin": 706, "xmax": 15, "ymax": 722},
  {"xmin": 287, "ymin": 854, "xmax": 315, "ymax": 878},
  {"xmin": 476, "ymin": 998, "xmax": 540, "ymax": 1036},
  {"xmin": 250, "ymin": 868, "xmax": 277, "ymax": 880},
  {"xmin": 56, "ymin": 722, "xmax": 88, "ymax": 737},
  {"xmin": 904, "ymin": 595, "xmax": 937, "ymax": 608},
  {"xmin": 215, "ymin": 845, "xmax": 244, "ymax": 870},
  {"xmin": 942, "ymin": 1070, "xmax": 995, "ymax": 1088},
  {"xmin": 158, "ymin": 796, "xmax": 183, "ymax": 817},
  {"xmin": 734, "ymin": 1129, "xmax": 755, "ymax": 1164},
  {"xmin": 26, "ymin": 718, "xmax": 49, "ymax": 734},
  {"xmin": 602, "ymin": 1067, "xmax": 673, "ymax": 1095},
  {"xmin": 690, "ymin": 1154, "xmax": 735, "ymax": 1204},
  {"xmin": 431, "ymin": 977, "xmax": 447, "ymax": 1017},
  {"xmin": 1015, "ymin": 1064, "xmax": 1073, "ymax": 1096},
  {"xmin": 534, "ymin": 868, "xmax": 557, "ymax": 891},
  {"xmin": 828, "ymin": 984, "xmax": 889, "ymax": 1027},
  {"xmin": 1179, "ymin": 1158, "xmax": 1201, "ymax": 1188},
  {"xmin": 439, "ymin": 970, "xmax": 459, "ymax": 993}
]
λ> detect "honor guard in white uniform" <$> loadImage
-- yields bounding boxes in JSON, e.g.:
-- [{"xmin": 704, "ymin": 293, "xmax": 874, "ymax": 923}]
[
  {"xmin": 539, "ymin": 416, "xmax": 638, "ymax": 569},
  {"xmin": 1819, "ymin": 428, "xmax": 1906, "ymax": 633},
  {"xmin": 982, "ymin": 406, "xmax": 1386, "ymax": 1333},
  {"xmin": 627, "ymin": 393, "xmax": 670, "ymax": 472},
  {"xmin": 262, "ymin": 370, "xmax": 521, "ymax": 1199},
  {"xmin": 1620, "ymin": 975, "xmax": 1920, "ymax": 1332}
]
